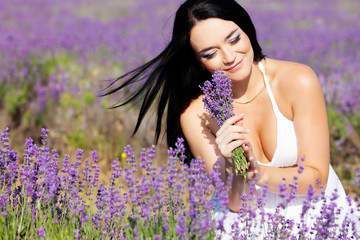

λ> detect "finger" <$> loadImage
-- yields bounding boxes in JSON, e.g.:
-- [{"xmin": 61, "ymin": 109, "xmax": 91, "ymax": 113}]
[
  {"xmin": 242, "ymin": 142, "xmax": 253, "ymax": 159},
  {"xmin": 221, "ymin": 140, "xmax": 245, "ymax": 158},
  {"xmin": 247, "ymin": 172, "xmax": 256, "ymax": 180},
  {"xmin": 215, "ymin": 125, "xmax": 232, "ymax": 144},
  {"xmin": 249, "ymin": 157, "xmax": 256, "ymax": 167},
  {"xmin": 234, "ymin": 117, "xmax": 244, "ymax": 127},
  {"xmin": 228, "ymin": 139, "xmax": 246, "ymax": 151},
  {"xmin": 216, "ymin": 125, "xmax": 249, "ymax": 146},
  {"xmin": 228, "ymin": 125, "xmax": 250, "ymax": 134},
  {"xmin": 216, "ymin": 114, "xmax": 245, "ymax": 137},
  {"xmin": 221, "ymin": 132, "xmax": 246, "ymax": 146}
]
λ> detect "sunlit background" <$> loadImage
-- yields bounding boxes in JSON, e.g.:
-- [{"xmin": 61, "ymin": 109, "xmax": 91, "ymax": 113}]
[{"xmin": 1, "ymin": 0, "xmax": 359, "ymax": 194}]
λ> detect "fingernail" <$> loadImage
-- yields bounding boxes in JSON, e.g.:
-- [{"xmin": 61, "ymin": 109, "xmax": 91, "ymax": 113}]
[{"xmin": 238, "ymin": 113, "xmax": 244, "ymax": 117}]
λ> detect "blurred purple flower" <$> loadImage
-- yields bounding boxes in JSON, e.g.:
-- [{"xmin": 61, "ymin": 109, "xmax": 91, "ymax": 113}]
[
  {"xmin": 74, "ymin": 229, "xmax": 80, "ymax": 239},
  {"xmin": 90, "ymin": 150, "xmax": 99, "ymax": 163},
  {"xmin": 38, "ymin": 226, "xmax": 45, "ymax": 238}
]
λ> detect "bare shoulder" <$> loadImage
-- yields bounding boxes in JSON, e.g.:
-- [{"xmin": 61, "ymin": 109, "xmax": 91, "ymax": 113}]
[
  {"xmin": 180, "ymin": 95, "xmax": 206, "ymax": 120},
  {"xmin": 180, "ymin": 94, "xmax": 218, "ymax": 135},
  {"xmin": 180, "ymin": 94, "xmax": 207, "ymax": 129},
  {"xmin": 266, "ymin": 59, "xmax": 322, "ymax": 103}
]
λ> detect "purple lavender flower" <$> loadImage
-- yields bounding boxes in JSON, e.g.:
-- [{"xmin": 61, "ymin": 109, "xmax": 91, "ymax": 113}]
[
  {"xmin": 74, "ymin": 148, "xmax": 84, "ymax": 169},
  {"xmin": 124, "ymin": 145, "xmax": 136, "ymax": 168},
  {"xmin": 356, "ymin": 168, "xmax": 360, "ymax": 188},
  {"xmin": 1, "ymin": 108, "xmax": 360, "ymax": 238},
  {"xmin": 38, "ymin": 226, "xmax": 45, "ymax": 238},
  {"xmin": 74, "ymin": 229, "xmax": 80, "ymax": 239},
  {"xmin": 110, "ymin": 158, "xmax": 122, "ymax": 185},
  {"xmin": 90, "ymin": 150, "xmax": 99, "ymax": 163},
  {"xmin": 277, "ymin": 182, "xmax": 287, "ymax": 198},
  {"xmin": 83, "ymin": 159, "xmax": 92, "ymax": 184},
  {"xmin": 175, "ymin": 212, "xmax": 187, "ymax": 236},
  {"xmin": 147, "ymin": 145, "xmax": 156, "ymax": 161},
  {"xmin": 298, "ymin": 160, "xmax": 305, "ymax": 174},
  {"xmin": 200, "ymin": 70, "xmax": 248, "ymax": 178},
  {"xmin": 91, "ymin": 165, "xmax": 100, "ymax": 188},
  {"xmin": 7, "ymin": 150, "xmax": 18, "ymax": 161},
  {"xmin": 0, "ymin": 128, "xmax": 10, "ymax": 151},
  {"xmin": 174, "ymin": 137, "xmax": 186, "ymax": 161},
  {"xmin": 40, "ymin": 128, "xmax": 49, "ymax": 145},
  {"xmin": 200, "ymin": 71, "xmax": 234, "ymax": 127}
]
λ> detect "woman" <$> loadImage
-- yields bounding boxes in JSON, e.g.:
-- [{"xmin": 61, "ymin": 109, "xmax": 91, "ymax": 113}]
[{"xmin": 107, "ymin": 0, "xmax": 358, "ymax": 238}]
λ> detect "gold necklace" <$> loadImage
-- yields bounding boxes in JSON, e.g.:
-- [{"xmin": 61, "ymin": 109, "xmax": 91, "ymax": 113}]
[
  {"xmin": 233, "ymin": 86, "xmax": 265, "ymax": 104},
  {"xmin": 233, "ymin": 60, "xmax": 267, "ymax": 105}
]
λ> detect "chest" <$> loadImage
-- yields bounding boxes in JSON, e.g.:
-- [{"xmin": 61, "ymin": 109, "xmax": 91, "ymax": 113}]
[{"xmin": 233, "ymin": 92, "xmax": 278, "ymax": 164}]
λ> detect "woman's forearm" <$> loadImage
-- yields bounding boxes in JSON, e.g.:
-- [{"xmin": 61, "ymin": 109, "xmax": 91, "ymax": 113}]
[
  {"xmin": 227, "ymin": 174, "xmax": 246, "ymax": 212},
  {"xmin": 256, "ymin": 164, "xmax": 328, "ymax": 195},
  {"xmin": 227, "ymin": 163, "xmax": 327, "ymax": 211}
]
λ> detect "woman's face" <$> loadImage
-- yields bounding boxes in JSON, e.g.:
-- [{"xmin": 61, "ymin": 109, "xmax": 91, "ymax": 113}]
[{"xmin": 190, "ymin": 18, "xmax": 254, "ymax": 81}]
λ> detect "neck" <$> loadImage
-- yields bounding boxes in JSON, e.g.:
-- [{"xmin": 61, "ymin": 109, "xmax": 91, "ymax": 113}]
[{"xmin": 232, "ymin": 61, "xmax": 263, "ymax": 102}]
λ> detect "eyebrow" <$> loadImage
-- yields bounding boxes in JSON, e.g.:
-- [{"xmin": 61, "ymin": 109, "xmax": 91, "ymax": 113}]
[{"xmin": 198, "ymin": 28, "xmax": 239, "ymax": 55}]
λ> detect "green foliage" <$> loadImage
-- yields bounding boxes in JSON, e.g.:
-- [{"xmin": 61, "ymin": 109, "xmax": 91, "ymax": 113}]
[
  {"xmin": 0, "ymin": 199, "xmax": 103, "ymax": 240},
  {"xmin": 327, "ymin": 109, "xmax": 348, "ymax": 138},
  {"xmin": 63, "ymin": 128, "xmax": 88, "ymax": 149},
  {"xmin": 35, "ymin": 114, "xmax": 45, "ymax": 127},
  {"xmin": 31, "ymin": 53, "xmax": 71, "ymax": 77},
  {"xmin": 5, "ymin": 85, "xmax": 29, "ymax": 114},
  {"xmin": 83, "ymin": 90, "xmax": 95, "ymax": 104},
  {"xmin": 347, "ymin": 113, "xmax": 360, "ymax": 134},
  {"xmin": 0, "ymin": 83, "xmax": 6, "ymax": 105},
  {"xmin": 335, "ymin": 162, "xmax": 354, "ymax": 181},
  {"xmin": 60, "ymin": 92, "xmax": 82, "ymax": 113},
  {"xmin": 123, "ymin": 201, "xmax": 216, "ymax": 240}
]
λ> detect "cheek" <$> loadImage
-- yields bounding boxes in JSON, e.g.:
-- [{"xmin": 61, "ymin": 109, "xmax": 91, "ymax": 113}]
[
  {"xmin": 244, "ymin": 38, "xmax": 254, "ymax": 55},
  {"xmin": 201, "ymin": 59, "xmax": 222, "ymax": 73}
]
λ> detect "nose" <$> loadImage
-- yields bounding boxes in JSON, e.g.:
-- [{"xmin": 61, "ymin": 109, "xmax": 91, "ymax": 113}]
[{"xmin": 222, "ymin": 46, "xmax": 235, "ymax": 65}]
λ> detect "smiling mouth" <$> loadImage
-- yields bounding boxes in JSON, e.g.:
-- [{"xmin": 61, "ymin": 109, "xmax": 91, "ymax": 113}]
[{"xmin": 225, "ymin": 59, "xmax": 243, "ymax": 72}]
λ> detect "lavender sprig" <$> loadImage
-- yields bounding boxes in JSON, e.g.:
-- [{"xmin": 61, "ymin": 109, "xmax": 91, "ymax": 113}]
[{"xmin": 200, "ymin": 70, "xmax": 248, "ymax": 179}]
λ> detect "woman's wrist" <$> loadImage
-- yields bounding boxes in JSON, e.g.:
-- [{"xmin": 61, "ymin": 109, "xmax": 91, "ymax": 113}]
[{"xmin": 254, "ymin": 164, "xmax": 267, "ymax": 186}]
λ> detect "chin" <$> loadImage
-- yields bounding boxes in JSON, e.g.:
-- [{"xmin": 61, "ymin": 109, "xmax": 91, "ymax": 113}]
[{"xmin": 227, "ymin": 60, "xmax": 253, "ymax": 81}]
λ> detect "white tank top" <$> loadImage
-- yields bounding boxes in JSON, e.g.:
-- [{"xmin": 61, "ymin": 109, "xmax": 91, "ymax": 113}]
[
  {"xmin": 257, "ymin": 61, "xmax": 298, "ymax": 167},
  {"xmin": 256, "ymin": 61, "xmax": 346, "ymax": 198}
]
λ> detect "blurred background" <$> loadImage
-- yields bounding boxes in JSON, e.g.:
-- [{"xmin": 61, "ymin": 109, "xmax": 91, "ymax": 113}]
[{"xmin": 0, "ymin": 0, "xmax": 359, "ymax": 194}]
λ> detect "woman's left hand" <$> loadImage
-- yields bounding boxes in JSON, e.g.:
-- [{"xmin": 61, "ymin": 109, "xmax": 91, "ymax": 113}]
[{"xmin": 241, "ymin": 140, "xmax": 258, "ymax": 181}]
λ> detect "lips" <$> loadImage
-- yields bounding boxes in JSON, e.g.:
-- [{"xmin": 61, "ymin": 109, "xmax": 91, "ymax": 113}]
[{"xmin": 225, "ymin": 59, "xmax": 243, "ymax": 72}]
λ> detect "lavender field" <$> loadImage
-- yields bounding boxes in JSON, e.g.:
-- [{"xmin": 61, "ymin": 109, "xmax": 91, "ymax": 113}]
[{"xmin": 1, "ymin": 0, "xmax": 360, "ymax": 239}]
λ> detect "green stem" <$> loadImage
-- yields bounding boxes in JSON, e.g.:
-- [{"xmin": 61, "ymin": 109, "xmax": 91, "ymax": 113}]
[
  {"xmin": 16, "ymin": 203, "xmax": 26, "ymax": 239},
  {"xmin": 232, "ymin": 146, "xmax": 248, "ymax": 180}
]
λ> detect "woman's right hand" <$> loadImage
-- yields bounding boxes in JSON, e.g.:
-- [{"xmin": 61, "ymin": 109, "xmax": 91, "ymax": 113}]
[
  {"xmin": 216, "ymin": 114, "xmax": 259, "ymax": 183},
  {"xmin": 215, "ymin": 114, "xmax": 250, "ymax": 159}
]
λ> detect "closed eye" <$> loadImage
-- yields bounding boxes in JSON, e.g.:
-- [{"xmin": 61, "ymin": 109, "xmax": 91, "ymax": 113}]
[
  {"xmin": 201, "ymin": 51, "xmax": 216, "ymax": 60},
  {"xmin": 229, "ymin": 34, "xmax": 241, "ymax": 44}
]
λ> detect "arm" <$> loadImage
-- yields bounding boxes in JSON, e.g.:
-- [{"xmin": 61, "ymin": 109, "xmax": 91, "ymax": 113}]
[
  {"xmin": 180, "ymin": 97, "xmax": 226, "ymax": 179},
  {"xmin": 180, "ymin": 98, "xmax": 254, "ymax": 211},
  {"xmin": 256, "ymin": 64, "xmax": 330, "ymax": 194}
]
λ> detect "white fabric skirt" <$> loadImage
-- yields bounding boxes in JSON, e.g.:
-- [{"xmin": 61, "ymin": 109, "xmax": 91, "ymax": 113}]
[{"xmin": 212, "ymin": 166, "xmax": 360, "ymax": 239}]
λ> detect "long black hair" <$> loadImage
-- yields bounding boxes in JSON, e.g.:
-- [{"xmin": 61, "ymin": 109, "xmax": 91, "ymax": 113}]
[{"xmin": 104, "ymin": 0, "xmax": 265, "ymax": 164}]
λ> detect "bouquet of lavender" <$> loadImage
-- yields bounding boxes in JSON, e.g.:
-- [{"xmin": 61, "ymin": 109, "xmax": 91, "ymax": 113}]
[{"xmin": 200, "ymin": 70, "xmax": 248, "ymax": 179}]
